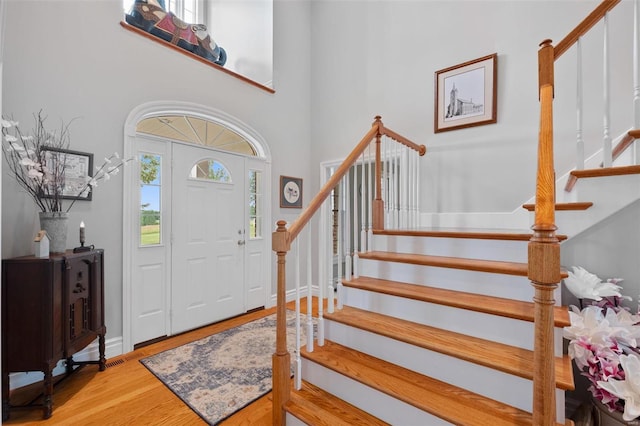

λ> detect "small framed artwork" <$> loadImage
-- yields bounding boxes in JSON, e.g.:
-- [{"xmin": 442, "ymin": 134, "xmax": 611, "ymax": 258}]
[
  {"xmin": 280, "ymin": 175, "xmax": 303, "ymax": 208},
  {"xmin": 434, "ymin": 53, "xmax": 497, "ymax": 133},
  {"xmin": 41, "ymin": 147, "xmax": 94, "ymax": 200}
]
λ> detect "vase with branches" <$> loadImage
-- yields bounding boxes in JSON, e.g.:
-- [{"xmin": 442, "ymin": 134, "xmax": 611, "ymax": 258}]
[{"xmin": 2, "ymin": 111, "xmax": 133, "ymax": 252}]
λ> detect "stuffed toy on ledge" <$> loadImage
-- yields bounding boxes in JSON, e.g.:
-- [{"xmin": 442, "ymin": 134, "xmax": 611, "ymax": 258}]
[{"xmin": 125, "ymin": 0, "xmax": 227, "ymax": 66}]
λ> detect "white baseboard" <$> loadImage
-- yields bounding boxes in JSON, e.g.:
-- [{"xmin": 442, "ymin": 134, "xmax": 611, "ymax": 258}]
[
  {"xmin": 269, "ymin": 284, "xmax": 319, "ymax": 307},
  {"xmin": 9, "ymin": 336, "xmax": 123, "ymax": 390}
]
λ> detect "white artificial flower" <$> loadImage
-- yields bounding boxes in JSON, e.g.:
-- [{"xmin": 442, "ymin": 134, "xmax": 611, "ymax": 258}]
[
  {"xmin": 19, "ymin": 158, "xmax": 38, "ymax": 167},
  {"xmin": 114, "ymin": 152, "xmax": 120, "ymax": 159},
  {"xmin": 1, "ymin": 119, "xmax": 12, "ymax": 128},
  {"xmin": 8, "ymin": 142, "xmax": 25, "ymax": 152},
  {"xmin": 21, "ymin": 135, "xmax": 33, "ymax": 141},
  {"xmin": 598, "ymin": 355, "xmax": 640, "ymax": 421},
  {"xmin": 4, "ymin": 134, "xmax": 17, "ymax": 142},
  {"xmin": 27, "ymin": 168, "xmax": 43, "ymax": 179},
  {"xmin": 564, "ymin": 266, "xmax": 623, "ymax": 301}
]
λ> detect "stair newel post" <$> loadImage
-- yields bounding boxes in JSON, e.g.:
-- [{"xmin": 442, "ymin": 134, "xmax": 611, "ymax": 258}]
[
  {"xmin": 373, "ymin": 116, "xmax": 384, "ymax": 231},
  {"xmin": 272, "ymin": 220, "xmax": 291, "ymax": 426},
  {"xmin": 530, "ymin": 38, "xmax": 559, "ymax": 426}
]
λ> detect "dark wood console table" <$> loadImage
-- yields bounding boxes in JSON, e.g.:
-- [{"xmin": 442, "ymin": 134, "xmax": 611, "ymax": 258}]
[{"xmin": 1, "ymin": 249, "xmax": 106, "ymax": 420}]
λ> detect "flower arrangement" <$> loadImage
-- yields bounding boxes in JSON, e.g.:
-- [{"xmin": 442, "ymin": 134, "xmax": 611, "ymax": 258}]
[
  {"xmin": 563, "ymin": 266, "xmax": 640, "ymax": 422},
  {"xmin": 1, "ymin": 111, "xmax": 133, "ymax": 212}
]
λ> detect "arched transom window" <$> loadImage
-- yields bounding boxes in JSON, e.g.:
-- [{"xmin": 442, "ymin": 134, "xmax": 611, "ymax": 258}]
[{"xmin": 136, "ymin": 115, "xmax": 257, "ymax": 156}]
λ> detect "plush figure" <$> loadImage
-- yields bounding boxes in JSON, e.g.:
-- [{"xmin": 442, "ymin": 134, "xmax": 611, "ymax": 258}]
[{"xmin": 126, "ymin": 0, "xmax": 227, "ymax": 66}]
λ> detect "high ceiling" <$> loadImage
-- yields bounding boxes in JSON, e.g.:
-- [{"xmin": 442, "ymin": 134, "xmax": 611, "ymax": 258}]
[{"xmin": 136, "ymin": 115, "xmax": 256, "ymax": 156}]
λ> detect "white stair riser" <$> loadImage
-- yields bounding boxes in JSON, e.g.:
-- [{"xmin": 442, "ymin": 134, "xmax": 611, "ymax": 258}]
[
  {"xmin": 372, "ymin": 235, "xmax": 528, "ymax": 263},
  {"xmin": 301, "ymin": 357, "xmax": 450, "ymax": 425},
  {"xmin": 325, "ymin": 320, "xmax": 536, "ymax": 413},
  {"xmin": 554, "ymin": 174, "xmax": 640, "ymax": 238},
  {"xmin": 359, "ymin": 259, "xmax": 539, "ymax": 302},
  {"xmin": 285, "ymin": 414, "xmax": 308, "ymax": 426}
]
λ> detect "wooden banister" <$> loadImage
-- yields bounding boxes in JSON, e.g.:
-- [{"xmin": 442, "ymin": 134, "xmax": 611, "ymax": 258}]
[
  {"xmin": 272, "ymin": 116, "xmax": 425, "ymax": 425},
  {"xmin": 531, "ymin": 39, "xmax": 561, "ymax": 426},
  {"xmin": 554, "ymin": 0, "xmax": 621, "ymax": 60}
]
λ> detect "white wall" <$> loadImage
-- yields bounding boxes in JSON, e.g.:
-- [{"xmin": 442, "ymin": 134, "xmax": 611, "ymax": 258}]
[
  {"xmin": 207, "ymin": 0, "xmax": 273, "ymax": 87},
  {"xmin": 3, "ymin": 0, "xmax": 639, "ymax": 358},
  {"xmin": 309, "ymin": 0, "xmax": 634, "ymax": 213},
  {"xmin": 1, "ymin": 0, "xmax": 311, "ymax": 340}
]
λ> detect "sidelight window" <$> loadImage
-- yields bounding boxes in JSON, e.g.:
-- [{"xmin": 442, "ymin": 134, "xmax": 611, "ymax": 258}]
[
  {"xmin": 249, "ymin": 170, "xmax": 262, "ymax": 239},
  {"xmin": 139, "ymin": 153, "xmax": 162, "ymax": 246}
]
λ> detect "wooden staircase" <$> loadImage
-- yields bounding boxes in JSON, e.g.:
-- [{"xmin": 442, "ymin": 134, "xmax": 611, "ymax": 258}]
[{"xmin": 284, "ymin": 229, "xmax": 575, "ymax": 425}]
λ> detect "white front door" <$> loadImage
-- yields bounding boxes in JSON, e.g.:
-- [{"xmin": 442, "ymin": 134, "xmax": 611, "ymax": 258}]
[{"xmin": 170, "ymin": 143, "xmax": 246, "ymax": 334}]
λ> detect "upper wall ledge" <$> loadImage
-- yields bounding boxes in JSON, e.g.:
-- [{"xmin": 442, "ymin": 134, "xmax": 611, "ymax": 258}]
[{"xmin": 120, "ymin": 21, "xmax": 276, "ymax": 94}]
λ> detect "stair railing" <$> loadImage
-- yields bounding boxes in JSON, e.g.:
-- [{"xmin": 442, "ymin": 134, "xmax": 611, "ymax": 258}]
[
  {"xmin": 271, "ymin": 116, "xmax": 425, "ymax": 425},
  {"xmin": 562, "ymin": 0, "xmax": 640, "ymax": 192},
  {"xmin": 533, "ymin": 1, "xmax": 621, "ymax": 424}
]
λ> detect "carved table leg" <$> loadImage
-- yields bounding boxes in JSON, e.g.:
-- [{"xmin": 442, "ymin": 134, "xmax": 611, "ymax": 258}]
[
  {"xmin": 2, "ymin": 369, "xmax": 9, "ymax": 420},
  {"xmin": 98, "ymin": 334, "xmax": 106, "ymax": 371},
  {"xmin": 42, "ymin": 369, "xmax": 53, "ymax": 419}
]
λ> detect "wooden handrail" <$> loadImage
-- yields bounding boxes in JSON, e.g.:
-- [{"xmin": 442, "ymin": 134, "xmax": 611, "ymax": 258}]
[
  {"xmin": 288, "ymin": 116, "xmax": 425, "ymax": 241},
  {"xmin": 554, "ymin": 0, "xmax": 621, "ymax": 60},
  {"xmin": 272, "ymin": 116, "xmax": 425, "ymax": 425}
]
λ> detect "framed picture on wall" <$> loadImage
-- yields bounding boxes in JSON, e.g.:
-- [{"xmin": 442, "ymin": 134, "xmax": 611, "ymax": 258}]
[
  {"xmin": 434, "ymin": 53, "xmax": 498, "ymax": 133},
  {"xmin": 280, "ymin": 175, "xmax": 303, "ymax": 208},
  {"xmin": 40, "ymin": 147, "xmax": 94, "ymax": 200}
]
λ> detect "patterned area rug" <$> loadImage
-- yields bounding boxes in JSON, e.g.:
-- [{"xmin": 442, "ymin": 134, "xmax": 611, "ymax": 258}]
[{"xmin": 140, "ymin": 311, "xmax": 304, "ymax": 425}]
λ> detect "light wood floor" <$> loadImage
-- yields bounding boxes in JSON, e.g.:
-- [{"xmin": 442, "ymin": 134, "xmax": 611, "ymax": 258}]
[{"xmin": 3, "ymin": 301, "xmax": 312, "ymax": 425}]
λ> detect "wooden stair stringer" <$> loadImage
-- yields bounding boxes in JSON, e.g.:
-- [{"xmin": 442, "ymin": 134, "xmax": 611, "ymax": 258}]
[
  {"xmin": 342, "ymin": 275, "xmax": 570, "ymax": 327},
  {"xmin": 324, "ymin": 305, "xmax": 574, "ymax": 391},
  {"xmin": 301, "ymin": 340, "xmax": 567, "ymax": 426}
]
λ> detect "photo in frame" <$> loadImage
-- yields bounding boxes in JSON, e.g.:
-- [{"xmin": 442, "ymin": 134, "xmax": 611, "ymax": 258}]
[
  {"xmin": 280, "ymin": 175, "xmax": 303, "ymax": 208},
  {"xmin": 434, "ymin": 53, "xmax": 497, "ymax": 133},
  {"xmin": 41, "ymin": 147, "xmax": 94, "ymax": 200}
]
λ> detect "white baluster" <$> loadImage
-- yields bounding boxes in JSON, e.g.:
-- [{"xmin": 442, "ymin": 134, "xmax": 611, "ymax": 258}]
[
  {"xmin": 340, "ymin": 172, "xmax": 349, "ymax": 311},
  {"xmin": 635, "ymin": 0, "xmax": 640, "ymax": 131},
  {"xmin": 394, "ymin": 142, "xmax": 400, "ymax": 228},
  {"xmin": 603, "ymin": 12, "xmax": 613, "ymax": 167},
  {"xmin": 294, "ymin": 237, "xmax": 301, "ymax": 390},
  {"xmin": 635, "ymin": 0, "xmax": 640, "ymax": 165},
  {"xmin": 353, "ymin": 165, "xmax": 359, "ymax": 278},
  {"xmin": 306, "ymin": 228, "xmax": 314, "ymax": 352},
  {"xmin": 367, "ymin": 142, "xmax": 373, "ymax": 247},
  {"xmin": 327, "ymin": 169, "xmax": 334, "ymax": 315},
  {"xmin": 360, "ymin": 152, "xmax": 366, "ymax": 253},
  {"xmin": 413, "ymin": 152, "xmax": 419, "ymax": 228},
  {"xmin": 415, "ymin": 152, "xmax": 420, "ymax": 228},
  {"xmin": 576, "ymin": 37, "xmax": 585, "ymax": 171},
  {"xmin": 400, "ymin": 146, "xmax": 408, "ymax": 228},
  {"xmin": 318, "ymin": 198, "xmax": 325, "ymax": 346}
]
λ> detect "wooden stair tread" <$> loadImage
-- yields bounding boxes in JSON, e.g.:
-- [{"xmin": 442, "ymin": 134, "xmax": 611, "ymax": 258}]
[
  {"xmin": 285, "ymin": 381, "xmax": 390, "ymax": 426},
  {"xmin": 374, "ymin": 227, "xmax": 568, "ymax": 241},
  {"xmin": 301, "ymin": 340, "xmax": 567, "ymax": 426},
  {"xmin": 325, "ymin": 306, "xmax": 574, "ymax": 390},
  {"xmin": 521, "ymin": 202, "xmax": 593, "ymax": 211},
  {"xmin": 359, "ymin": 251, "xmax": 569, "ymax": 279},
  {"xmin": 570, "ymin": 164, "xmax": 640, "ymax": 179},
  {"xmin": 343, "ymin": 276, "xmax": 570, "ymax": 327}
]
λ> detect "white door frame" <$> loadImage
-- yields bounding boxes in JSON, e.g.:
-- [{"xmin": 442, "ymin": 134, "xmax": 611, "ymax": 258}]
[{"xmin": 122, "ymin": 101, "xmax": 272, "ymax": 353}]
